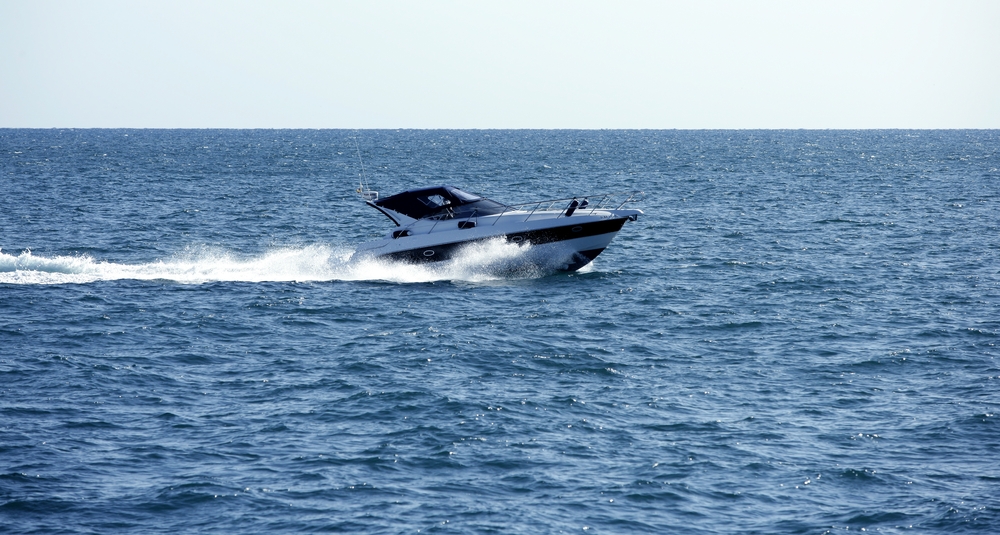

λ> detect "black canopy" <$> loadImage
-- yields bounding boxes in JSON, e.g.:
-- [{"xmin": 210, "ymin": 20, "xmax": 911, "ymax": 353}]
[{"xmin": 372, "ymin": 186, "xmax": 508, "ymax": 220}]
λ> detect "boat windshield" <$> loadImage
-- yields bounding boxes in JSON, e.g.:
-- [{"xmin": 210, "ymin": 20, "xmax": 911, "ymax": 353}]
[{"xmin": 373, "ymin": 186, "xmax": 509, "ymax": 220}]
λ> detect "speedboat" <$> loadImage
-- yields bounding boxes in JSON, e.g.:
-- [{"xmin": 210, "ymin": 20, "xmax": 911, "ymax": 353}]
[{"xmin": 351, "ymin": 185, "xmax": 642, "ymax": 272}]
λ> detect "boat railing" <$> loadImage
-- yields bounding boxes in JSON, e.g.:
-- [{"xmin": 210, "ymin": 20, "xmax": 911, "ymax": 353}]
[{"xmin": 490, "ymin": 191, "xmax": 644, "ymax": 225}]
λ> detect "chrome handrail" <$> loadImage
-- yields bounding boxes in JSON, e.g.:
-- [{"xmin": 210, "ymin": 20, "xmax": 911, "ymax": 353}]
[{"xmin": 489, "ymin": 191, "xmax": 644, "ymax": 224}]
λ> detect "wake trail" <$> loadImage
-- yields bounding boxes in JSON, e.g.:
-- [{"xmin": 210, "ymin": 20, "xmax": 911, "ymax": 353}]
[{"xmin": 0, "ymin": 240, "xmax": 568, "ymax": 285}]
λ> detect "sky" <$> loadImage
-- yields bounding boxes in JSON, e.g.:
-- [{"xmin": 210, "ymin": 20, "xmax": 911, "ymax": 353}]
[{"xmin": 1, "ymin": 0, "xmax": 998, "ymax": 129}]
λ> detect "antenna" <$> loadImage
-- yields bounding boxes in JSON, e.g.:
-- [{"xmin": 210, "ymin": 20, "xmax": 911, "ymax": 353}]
[{"xmin": 354, "ymin": 138, "xmax": 378, "ymax": 201}]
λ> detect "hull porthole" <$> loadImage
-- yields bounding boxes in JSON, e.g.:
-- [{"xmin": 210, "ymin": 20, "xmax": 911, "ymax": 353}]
[
  {"xmin": 572, "ymin": 226, "xmax": 583, "ymax": 233},
  {"xmin": 510, "ymin": 235, "xmax": 524, "ymax": 243},
  {"xmin": 423, "ymin": 250, "xmax": 435, "ymax": 257}
]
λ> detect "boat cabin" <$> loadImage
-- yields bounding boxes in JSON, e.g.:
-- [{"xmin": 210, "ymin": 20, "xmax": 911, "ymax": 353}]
[{"xmin": 370, "ymin": 186, "xmax": 508, "ymax": 223}]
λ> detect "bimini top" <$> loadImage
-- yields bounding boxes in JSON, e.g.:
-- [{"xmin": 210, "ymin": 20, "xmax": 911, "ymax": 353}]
[{"xmin": 371, "ymin": 185, "xmax": 508, "ymax": 221}]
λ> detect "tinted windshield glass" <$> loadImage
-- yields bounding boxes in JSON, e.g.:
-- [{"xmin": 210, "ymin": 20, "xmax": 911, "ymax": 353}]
[
  {"xmin": 445, "ymin": 187, "xmax": 507, "ymax": 216},
  {"xmin": 450, "ymin": 189, "xmax": 482, "ymax": 203},
  {"xmin": 450, "ymin": 198, "xmax": 508, "ymax": 218}
]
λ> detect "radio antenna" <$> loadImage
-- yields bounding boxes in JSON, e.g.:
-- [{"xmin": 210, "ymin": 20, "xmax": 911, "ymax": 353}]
[{"xmin": 354, "ymin": 137, "xmax": 377, "ymax": 201}]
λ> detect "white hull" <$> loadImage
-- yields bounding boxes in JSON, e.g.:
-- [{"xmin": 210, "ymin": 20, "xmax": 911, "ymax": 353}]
[{"xmin": 352, "ymin": 208, "xmax": 639, "ymax": 272}]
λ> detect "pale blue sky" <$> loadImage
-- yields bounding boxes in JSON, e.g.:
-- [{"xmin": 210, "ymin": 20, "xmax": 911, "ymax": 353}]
[{"xmin": 2, "ymin": 0, "xmax": 998, "ymax": 128}]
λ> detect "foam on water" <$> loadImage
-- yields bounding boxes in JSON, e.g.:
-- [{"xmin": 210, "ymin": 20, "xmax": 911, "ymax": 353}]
[
  {"xmin": 0, "ymin": 246, "xmax": 341, "ymax": 285},
  {"xmin": 0, "ymin": 239, "xmax": 553, "ymax": 285}
]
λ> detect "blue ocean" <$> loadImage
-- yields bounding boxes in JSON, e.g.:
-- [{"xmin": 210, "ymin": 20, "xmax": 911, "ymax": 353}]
[{"xmin": 2, "ymin": 129, "xmax": 998, "ymax": 533}]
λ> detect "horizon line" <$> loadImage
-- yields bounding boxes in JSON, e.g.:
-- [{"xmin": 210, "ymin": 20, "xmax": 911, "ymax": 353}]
[{"xmin": 3, "ymin": 127, "xmax": 999, "ymax": 131}]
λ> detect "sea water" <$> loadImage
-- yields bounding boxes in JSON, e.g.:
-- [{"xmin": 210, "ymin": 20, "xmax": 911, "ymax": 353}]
[{"xmin": 1, "ymin": 129, "xmax": 998, "ymax": 533}]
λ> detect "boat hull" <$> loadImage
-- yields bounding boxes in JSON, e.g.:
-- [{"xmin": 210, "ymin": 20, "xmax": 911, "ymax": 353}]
[{"xmin": 354, "ymin": 216, "xmax": 631, "ymax": 272}]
